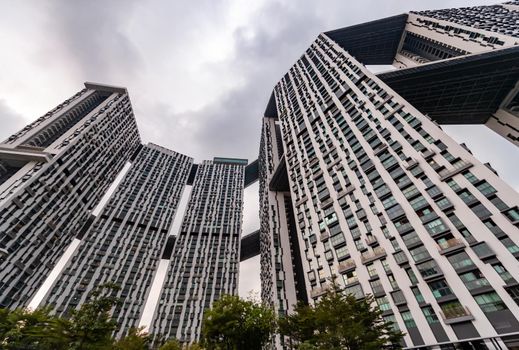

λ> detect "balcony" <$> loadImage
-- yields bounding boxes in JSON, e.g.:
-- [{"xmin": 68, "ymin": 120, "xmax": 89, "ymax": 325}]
[
  {"xmin": 440, "ymin": 305, "xmax": 474, "ymax": 324},
  {"xmin": 320, "ymin": 232, "xmax": 330, "ymax": 242},
  {"xmin": 310, "ymin": 284, "xmax": 331, "ymax": 298},
  {"xmin": 404, "ymin": 159, "xmax": 418, "ymax": 170},
  {"xmin": 366, "ymin": 236, "xmax": 378, "ymax": 246},
  {"xmin": 439, "ymin": 161, "xmax": 473, "ymax": 181},
  {"xmin": 338, "ymin": 259, "xmax": 356, "ymax": 274},
  {"xmin": 361, "ymin": 247, "xmax": 386, "ymax": 264},
  {"xmin": 438, "ymin": 238, "xmax": 466, "ymax": 255}
]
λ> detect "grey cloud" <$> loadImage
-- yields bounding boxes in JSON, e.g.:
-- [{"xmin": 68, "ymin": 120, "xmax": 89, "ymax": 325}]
[{"xmin": 0, "ymin": 100, "xmax": 26, "ymax": 141}]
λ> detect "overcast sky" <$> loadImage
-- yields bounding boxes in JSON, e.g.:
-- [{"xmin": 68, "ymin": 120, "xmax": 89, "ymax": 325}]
[{"xmin": 0, "ymin": 0, "xmax": 516, "ymax": 297}]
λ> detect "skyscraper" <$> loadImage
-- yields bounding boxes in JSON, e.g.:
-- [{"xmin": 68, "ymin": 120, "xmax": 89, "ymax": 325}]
[
  {"xmin": 43, "ymin": 143, "xmax": 193, "ymax": 338},
  {"xmin": 0, "ymin": 83, "xmax": 141, "ymax": 308},
  {"xmin": 259, "ymin": 3, "xmax": 519, "ymax": 349},
  {"xmin": 151, "ymin": 158, "xmax": 246, "ymax": 343}
]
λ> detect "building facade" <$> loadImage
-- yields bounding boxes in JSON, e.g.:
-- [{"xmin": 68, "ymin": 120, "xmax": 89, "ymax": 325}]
[
  {"xmin": 259, "ymin": 3, "xmax": 519, "ymax": 349},
  {"xmin": 0, "ymin": 83, "xmax": 141, "ymax": 308},
  {"xmin": 43, "ymin": 143, "xmax": 193, "ymax": 338},
  {"xmin": 150, "ymin": 158, "xmax": 246, "ymax": 343}
]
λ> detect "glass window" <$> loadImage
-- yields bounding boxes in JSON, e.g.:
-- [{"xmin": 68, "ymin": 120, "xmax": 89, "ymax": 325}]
[
  {"xmin": 493, "ymin": 263, "xmax": 514, "ymax": 283},
  {"xmin": 401, "ymin": 311, "xmax": 417, "ymax": 328},
  {"xmin": 376, "ymin": 296, "xmax": 392, "ymax": 311},
  {"xmin": 382, "ymin": 196, "xmax": 398, "ymax": 209},
  {"xmin": 383, "ymin": 314, "xmax": 400, "ymax": 332},
  {"xmin": 476, "ymin": 181, "xmax": 496, "ymax": 197},
  {"xmin": 412, "ymin": 287, "xmax": 425, "ymax": 304},
  {"xmin": 410, "ymin": 245, "xmax": 431, "ymax": 262},
  {"xmin": 472, "ymin": 242, "xmax": 494, "ymax": 259},
  {"xmin": 335, "ymin": 245, "xmax": 349, "ymax": 260},
  {"xmin": 460, "ymin": 270, "xmax": 489, "ymax": 290},
  {"xmin": 422, "ymin": 306, "xmax": 440, "ymax": 324},
  {"xmin": 424, "ymin": 218, "xmax": 448, "ymax": 235},
  {"xmin": 504, "ymin": 207, "xmax": 519, "ymax": 222},
  {"xmin": 406, "ymin": 267, "xmax": 418, "ymax": 285},
  {"xmin": 417, "ymin": 260, "xmax": 441, "ymax": 278},
  {"xmin": 429, "ymin": 279, "xmax": 453, "ymax": 299},
  {"xmin": 501, "ymin": 237, "xmax": 519, "ymax": 254},
  {"xmin": 474, "ymin": 292, "xmax": 507, "ymax": 313},
  {"xmin": 447, "ymin": 251, "xmax": 474, "ymax": 270}
]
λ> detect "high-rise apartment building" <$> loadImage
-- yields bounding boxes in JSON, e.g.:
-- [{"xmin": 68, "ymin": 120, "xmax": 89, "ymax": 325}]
[
  {"xmin": 151, "ymin": 158, "xmax": 246, "ymax": 343},
  {"xmin": 0, "ymin": 83, "xmax": 141, "ymax": 308},
  {"xmin": 43, "ymin": 143, "xmax": 193, "ymax": 338},
  {"xmin": 0, "ymin": 81, "xmax": 250, "ymax": 343},
  {"xmin": 259, "ymin": 3, "xmax": 519, "ymax": 349}
]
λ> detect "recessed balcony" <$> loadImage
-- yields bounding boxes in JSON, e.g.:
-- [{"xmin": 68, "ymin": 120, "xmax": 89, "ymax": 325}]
[
  {"xmin": 438, "ymin": 238, "xmax": 466, "ymax": 255},
  {"xmin": 440, "ymin": 305, "xmax": 474, "ymax": 324},
  {"xmin": 338, "ymin": 259, "xmax": 356, "ymax": 274},
  {"xmin": 310, "ymin": 284, "xmax": 331, "ymax": 298},
  {"xmin": 361, "ymin": 247, "xmax": 386, "ymax": 264}
]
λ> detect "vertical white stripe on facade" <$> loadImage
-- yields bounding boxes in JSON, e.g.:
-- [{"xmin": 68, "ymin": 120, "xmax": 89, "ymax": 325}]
[
  {"xmin": 92, "ymin": 161, "xmax": 132, "ymax": 217},
  {"xmin": 27, "ymin": 238, "xmax": 82, "ymax": 310}
]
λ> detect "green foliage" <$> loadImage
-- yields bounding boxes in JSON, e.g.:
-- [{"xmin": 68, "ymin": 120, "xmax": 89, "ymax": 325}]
[
  {"xmin": 159, "ymin": 339, "xmax": 205, "ymax": 350},
  {"xmin": 158, "ymin": 339, "xmax": 183, "ymax": 350},
  {"xmin": 114, "ymin": 327, "xmax": 150, "ymax": 349},
  {"xmin": 279, "ymin": 284, "xmax": 404, "ymax": 350},
  {"xmin": 201, "ymin": 294, "xmax": 276, "ymax": 350},
  {"xmin": 0, "ymin": 283, "xmax": 122, "ymax": 350},
  {"xmin": 0, "ymin": 306, "xmax": 68, "ymax": 349},
  {"xmin": 65, "ymin": 282, "xmax": 122, "ymax": 350}
]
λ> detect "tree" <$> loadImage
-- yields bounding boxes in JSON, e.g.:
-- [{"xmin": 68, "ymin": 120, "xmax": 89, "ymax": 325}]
[
  {"xmin": 201, "ymin": 295, "xmax": 276, "ymax": 350},
  {"xmin": 0, "ymin": 307, "xmax": 68, "ymax": 350},
  {"xmin": 159, "ymin": 339, "xmax": 205, "ymax": 350},
  {"xmin": 279, "ymin": 284, "xmax": 404, "ymax": 350},
  {"xmin": 113, "ymin": 327, "xmax": 150, "ymax": 349},
  {"xmin": 64, "ymin": 282, "xmax": 122, "ymax": 350}
]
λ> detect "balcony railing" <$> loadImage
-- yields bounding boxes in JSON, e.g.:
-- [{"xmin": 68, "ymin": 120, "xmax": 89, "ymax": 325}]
[
  {"xmin": 338, "ymin": 259, "xmax": 356, "ymax": 274},
  {"xmin": 310, "ymin": 284, "xmax": 331, "ymax": 298},
  {"xmin": 439, "ymin": 161, "xmax": 473, "ymax": 181},
  {"xmin": 440, "ymin": 305, "xmax": 474, "ymax": 324},
  {"xmin": 366, "ymin": 236, "xmax": 378, "ymax": 246},
  {"xmin": 361, "ymin": 247, "xmax": 386, "ymax": 264},
  {"xmin": 320, "ymin": 232, "xmax": 330, "ymax": 242},
  {"xmin": 438, "ymin": 238, "xmax": 466, "ymax": 254}
]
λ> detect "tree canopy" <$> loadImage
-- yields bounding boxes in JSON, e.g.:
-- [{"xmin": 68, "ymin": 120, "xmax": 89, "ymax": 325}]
[
  {"xmin": 279, "ymin": 285, "xmax": 404, "ymax": 350},
  {"xmin": 201, "ymin": 294, "xmax": 276, "ymax": 350}
]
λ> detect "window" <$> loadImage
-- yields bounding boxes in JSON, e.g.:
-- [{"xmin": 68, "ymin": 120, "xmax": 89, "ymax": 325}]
[
  {"xmin": 435, "ymin": 197, "xmax": 453, "ymax": 211},
  {"xmin": 493, "ymin": 263, "xmax": 514, "ymax": 283},
  {"xmin": 460, "ymin": 270, "xmax": 489, "ymax": 290},
  {"xmin": 410, "ymin": 245, "xmax": 431, "ymax": 263},
  {"xmin": 391, "ymin": 290, "xmax": 406, "ymax": 305},
  {"xmin": 422, "ymin": 306, "xmax": 440, "ymax": 324},
  {"xmin": 376, "ymin": 296, "xmax": 392, "ymax": 311},
  {"xmin": 429, "ymin": 280, "xmax": 453, "ymax": 299},
  {"xmin": 367, "ymin": 264, "xmax": 378, "ymax": 278},
  {"xmin": 412, "ymin": 287, "xmax": 425, "ymax": 304},
  {"xmin": 501, "ymin": 237, "xmax": 519, "ymax": 254},
  {"xmin": 406, "ymin": 267, "xmax": 418, "ymax": 285},
  {"xmin": 424, "ymin": 218, "xmax": 448, "ymax": 235},
  {"xmin": 503, "ymin": 207, "xmax": 519, "ymax": 222},
  {"xmin": 394, "ymin": 251, "xmax": 408, "ymax": 265},
  {"xmin": 335, "ymin": 245, "xmax": 349, "ymax": 260},
  {"xmin": 330, "ymin": 233, "xmax": 346, "ymax": 247},
  {"xmin": 474, "ymin": 292, "xmax": 507, "ymax": 313},
  {"xmin": 476, "ymin": 181, "xmax": 496, "ymax": 197},
  {"xmin": 471, "ymin": 242, "xmax": 494, "ymax": 259},
  {"xmin": 447, "ymin": 252, "xmax": 474, "ymax": 270},
  {"xmin": 417, "ymin": 260, "xmax": 441, "ymax": 278},
  {"xmin": 344, "ymin": 283, "xmax": 363, "ymax": 298},
  {"xmin": 382, "ymin": 196, "xmax": 398, "ymax": 209},
  {"xmin": 383, "ymin": 314, "xmax": 400, "ymax": 332},
  {"xmin": 401, "ymin": 311, "xmax": 417, "ymax": 328},
  {"xmin": 463, "ymin": 171, "xmax": 478, "ymax": 184}
]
